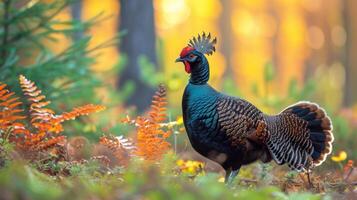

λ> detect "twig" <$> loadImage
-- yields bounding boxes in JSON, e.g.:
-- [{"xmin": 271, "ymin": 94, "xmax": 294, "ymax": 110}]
[
  {"xmin": 344, "ymin": 167, "xmax": 354, "ymax": 181},
  {"xmin": 239, "ymin": 178, "xmax": 258, "ymax": 183}
]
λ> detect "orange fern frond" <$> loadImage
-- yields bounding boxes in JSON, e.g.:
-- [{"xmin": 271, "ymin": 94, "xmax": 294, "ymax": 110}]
[
  {"xmin": 17, "ymin": 75, "xmax": 105, "ymax": 154},
  {"xmin": 53, "ymin": 104, "xmax": 106, "ymax": 124},
  {"xmin": 123, "ymin": 84, "xmax": 171, "ymax": 161},
  {"xmin": 149, "ymin": 84, "xmax": 167, "ymax": 123},
  {"xmin": 18, "ymin": 135, "xmax": 66, "ymax": 152},
  {"xmin": 0, "ymin": 75, "xmax": 105, "ymax": 162},
  {"xmin": 135, "ymin": 118, "xmax": 171, "ymax": 161},
  {"xmin": 99, "ymin": 134, "xmax": 135, "ymax": 164},
  {"xmin": 100, "ymin": 135, "xmax": 136, "ymax": 153},
  {"xmin": 35, "ymin": 136, "xmax": 66, "ymax": 151},
  {"xmin": 0, "ymin": 82, "xmax": 27, "ymax": 137},
  {"xmin": 19, "ymin": 75, "xmax": 105, "ymax": 136},
  {"xmin": 18, "ymin": 75, "xmax": 57, "ymax": 133}
]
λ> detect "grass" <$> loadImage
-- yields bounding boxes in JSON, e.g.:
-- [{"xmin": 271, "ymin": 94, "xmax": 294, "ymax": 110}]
[{"xmin": 0, "ymin": 152, "xmax": 355, "ymax": 200}]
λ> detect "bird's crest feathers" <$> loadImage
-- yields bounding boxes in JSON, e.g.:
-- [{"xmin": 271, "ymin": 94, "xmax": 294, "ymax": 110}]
[{"xmin": 188, "ymin": 32, "xmax": 217, "ymax": 56}]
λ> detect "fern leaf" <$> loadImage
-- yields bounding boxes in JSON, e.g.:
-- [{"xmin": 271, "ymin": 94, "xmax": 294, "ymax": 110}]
[
  {"xmin": 100, "ymin": 135, "xmax": 135, "ymax": 153},
  {"xmin": 53, "ymin": 104, "xmax": 106, "ymax": 124},
  {"xmin": 123, "ymin": 84, "xmax": 171, "ymax": 161},
  {"xmin": 19, "ymin": 75, "xmax": 57, "ymax": 133},
  {"xmin": 149, "ymin": 84, "xmax": 167, "ymax": 123},
  {"xmin": 0, "ymin": 82, "xmax": 27, "ymax": 136},
  {"xmin": 0, "ymin": 76, "xmax": 105, "ymax": 162},
  {"xmin": 99, "ymin": 134, "xmax": 135, "ymax": 165},
  {"xmin": 35, "ymin": 136, "xmax": 66, "ymax": 151},
  {"xmin": 19, "ymin": 75, "xmax": 104, "ymax": 135}
]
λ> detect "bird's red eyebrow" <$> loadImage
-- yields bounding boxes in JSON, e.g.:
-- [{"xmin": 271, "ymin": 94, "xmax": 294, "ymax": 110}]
[{"xmin": 180, "ymin": 46, "xmax": 194, "ymax": 57}]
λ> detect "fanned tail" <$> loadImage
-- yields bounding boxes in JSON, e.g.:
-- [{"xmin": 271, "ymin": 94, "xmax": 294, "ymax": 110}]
[{"xmin": 265, "ymin": 101, "xmax": 334, "ymax": 171}]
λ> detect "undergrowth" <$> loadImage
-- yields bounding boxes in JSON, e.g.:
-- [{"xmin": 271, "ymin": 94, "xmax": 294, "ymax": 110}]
[{"xmin": 0, "ymin": 77, "xmax": 356, "ymax": 200}]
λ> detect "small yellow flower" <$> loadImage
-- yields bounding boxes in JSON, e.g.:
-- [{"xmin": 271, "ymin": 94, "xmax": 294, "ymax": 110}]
[
  {"xmin": 176, "ymin": 159, "xmax": 204, "ymax": 175},
  {"xmin": 187, "ymin": 166, "xmax": 195, "ymax": 173},
  {"xmin": 331, "ymin": 151, "xmax": 347, "ymax": 162},
  {"xmin": 218, "ymin": 177, "xmax": 225, "ymax": 183},
  {"xmin": 176, "ymin": 116, "xmax": 184, "ymax": 125},
  {"xmin": 176, "ymin": 159, "xmax": 185, "ymax": 166}
]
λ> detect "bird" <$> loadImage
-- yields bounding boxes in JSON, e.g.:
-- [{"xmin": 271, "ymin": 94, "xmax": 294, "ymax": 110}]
[{"xmin": 175, "ymin": 32, "xmax": 334, "ymax": 185}]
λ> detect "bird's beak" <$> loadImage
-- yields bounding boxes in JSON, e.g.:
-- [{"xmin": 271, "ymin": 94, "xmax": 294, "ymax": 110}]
[{"xmin": 175, "ymin": 57, "xmax": 183, "ymax": 63}]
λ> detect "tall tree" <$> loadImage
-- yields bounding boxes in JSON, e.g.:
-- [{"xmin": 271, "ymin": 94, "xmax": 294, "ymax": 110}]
[
  {"xmin": 118, "ymin": 0, "xmax": 157, "ymax": 112},
  {"xmin": 219, "ymin": 0, "xmax": 234, "ymax": 80},
  {"xmin": 343, "ymin": 0, "xmax": 357, "ymax": 106},
  {"xmin": 70, "ymin": 0, "xmax": 82, "ymax": 40}
]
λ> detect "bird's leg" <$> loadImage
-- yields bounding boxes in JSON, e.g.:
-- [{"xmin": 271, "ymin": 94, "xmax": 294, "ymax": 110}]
[
  {"xmin": 224, "ymin": 168, "xmax": 231, "ymax": 184},
  {"xmin": 225, "ymin": 168, "xmax": 240, "ymax": 185},
  {"xmin": 306, "ymin": 171, "xmax": 314, "ymax": 189}
]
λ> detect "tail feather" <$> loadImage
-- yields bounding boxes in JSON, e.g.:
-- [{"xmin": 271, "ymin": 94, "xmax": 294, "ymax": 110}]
[
  {"xmin": 285, "ymin": 102, "xmax": 333, "ymax": 166},
  {"xmin": 265, "ymin": 101, "xmax": 334, "ymax": 171}
]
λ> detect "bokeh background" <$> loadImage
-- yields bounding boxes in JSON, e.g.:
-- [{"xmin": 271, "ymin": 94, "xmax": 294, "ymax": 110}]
[
  {"xmin": 1, "ymin": 0, "xmax": 357, "ymax": 198},
  {"xmin": 62, "ymin": 0, "xmax": 357, "ymax": 110},
  {"xmin": 2, "ymin": 0, "xmax": 357, "ymax": 166}
]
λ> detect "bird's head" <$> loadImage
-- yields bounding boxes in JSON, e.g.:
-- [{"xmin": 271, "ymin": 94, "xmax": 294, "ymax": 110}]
[
  {"xmin": 175, "ymin": 46, "xmax": 202, "ymax": 74},
  {"xmin": 175, "ymin": 32, "xmax": 217, "ymax": 75}
]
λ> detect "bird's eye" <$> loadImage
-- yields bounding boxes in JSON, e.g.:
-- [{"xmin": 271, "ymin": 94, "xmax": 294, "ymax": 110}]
[{"xmin": 189, "ymin": 54, "xmax": 195, "ymax": 58}]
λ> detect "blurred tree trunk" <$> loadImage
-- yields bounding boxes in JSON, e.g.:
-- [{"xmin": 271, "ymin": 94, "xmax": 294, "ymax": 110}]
[
  {"xmin": 219, "ymin": 0, "xmax": 234, "ymax": 79},
  {"xmin": 343, "ymin": 0, "xmax": 357, "ymax": 107},
  {"xmin": 118, "ymin": 0, "xmax": 157, "ymax": 112},
  {"xmin": 70, "ymin": 0, "xmax": 82, "ymax": 40}
]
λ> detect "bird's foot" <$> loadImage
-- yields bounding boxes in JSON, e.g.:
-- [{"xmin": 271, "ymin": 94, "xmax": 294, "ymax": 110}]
[{"xmin": 224, "ymin": 169, "xmax": 240, "ymax": 186}]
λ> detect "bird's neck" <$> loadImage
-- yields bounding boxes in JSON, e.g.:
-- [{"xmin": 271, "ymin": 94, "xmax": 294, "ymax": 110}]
[{"xmin": 189, "ymin": 59, "xmax": 210, "ymax": 85}]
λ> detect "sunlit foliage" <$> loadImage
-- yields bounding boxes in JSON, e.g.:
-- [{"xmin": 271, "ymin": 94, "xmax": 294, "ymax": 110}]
[
  {"xmin": 0, "ymin": 75, "xmax": 105, "ymax": 156},
  {"xmin": 123, "ymin": 85, "xmax": 171, "ymax": 161}
]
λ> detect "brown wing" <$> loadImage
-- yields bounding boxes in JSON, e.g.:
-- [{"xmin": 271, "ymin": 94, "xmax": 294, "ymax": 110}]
[{"xmin": 216, "ymin": 97, "xmax": 268, "ymax": 149}]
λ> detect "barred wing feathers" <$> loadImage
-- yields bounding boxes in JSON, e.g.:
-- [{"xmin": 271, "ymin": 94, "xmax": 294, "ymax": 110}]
[{"xmin": 216, "ymin": 97, "xmax": 267, "ymax": 148}]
